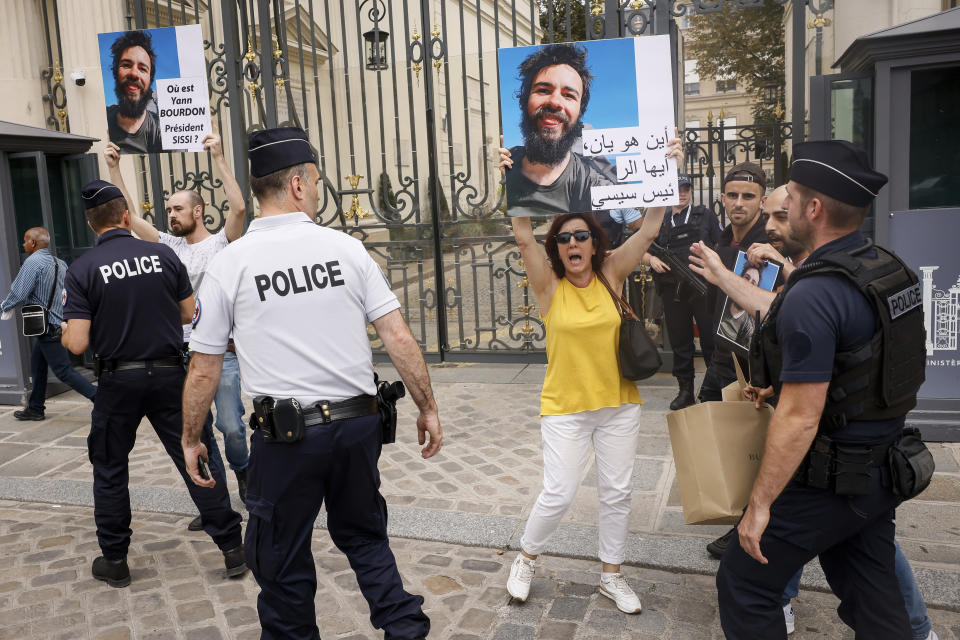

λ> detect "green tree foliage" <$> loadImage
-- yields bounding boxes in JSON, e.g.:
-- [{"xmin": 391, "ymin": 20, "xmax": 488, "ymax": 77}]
[
  {"xmin": 686, "ymin": 0, "xmax": 785, "ymax": 121},
  {"xmin": 537, "ymin": 0, "xmax": 587, "ymax": 43}
]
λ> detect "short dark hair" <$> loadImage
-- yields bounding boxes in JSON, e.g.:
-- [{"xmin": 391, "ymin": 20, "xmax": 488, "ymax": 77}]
[
  {"xmin": 111, "ymin": 30, "xmax": 157, "ymax": 85},
  {"xmin": 517, "ymin": 43, "xmax": 593, "ymax": 123},
  {"xmin": 86, "ymin": 197, "xmax": 127, "ymax": 233},
  {"xmin": 250, "ymin": 163, "xmax": 311, "ymax": 202},
  {"xmin": 543, "ymin": 213, "xmax": 609, "ymax": 279},
  {"xmin": 792, "ymin": 183, "xmax": 869, "ymax": 229}
]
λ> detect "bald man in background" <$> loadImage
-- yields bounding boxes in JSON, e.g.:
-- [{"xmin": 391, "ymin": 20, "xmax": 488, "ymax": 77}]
[{"xmin": 1, "ymin": 228, "xmax": 97, "ymax": 420}]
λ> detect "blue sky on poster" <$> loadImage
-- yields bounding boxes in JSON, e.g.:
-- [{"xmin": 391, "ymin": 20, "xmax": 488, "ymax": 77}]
[
  {"xmin": 497, "ymin": 38, "xmax": 640, "ymax": 150},
  {"xmin": 98, "ymin": 27, "xmax": 181, "ymax": 106}
]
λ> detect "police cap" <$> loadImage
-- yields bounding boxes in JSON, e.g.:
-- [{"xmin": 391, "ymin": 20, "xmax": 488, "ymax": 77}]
[
  {"xmin": 790, "ymin": 140, "xmax": 887, "ymax": 207},
  {"xmin": 81, "ymin": 180, "xmax": 125, "ymax": 210},
  {"xmin": 723, "ymin": 162, "xmax": 766, "ymax": 191},
  {"xmin": 248, "ymin": 126, "xmax": 317, "ymax": 178}
]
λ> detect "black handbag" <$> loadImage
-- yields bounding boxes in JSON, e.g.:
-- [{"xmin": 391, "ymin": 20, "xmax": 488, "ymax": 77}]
[
  {"xmin": 21, "ymin": 259, "xmax": 59, "ymax": 337},
  {"xmin": 597, "ymin": 271, "xmax": 662, "ymax": 381}
]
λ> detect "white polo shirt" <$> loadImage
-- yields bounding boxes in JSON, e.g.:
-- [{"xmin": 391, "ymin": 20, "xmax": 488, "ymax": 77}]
[
  {"xmin": 189, "ymin": 212, "xmax": 400, "ymax": 404},
  {"xmin": 159, "ymin": 228, "xmax": 229, "ymax": 341}
]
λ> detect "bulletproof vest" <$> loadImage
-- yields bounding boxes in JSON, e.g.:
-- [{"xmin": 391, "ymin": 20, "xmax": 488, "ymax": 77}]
[
  {"xmin": 594, "ymin": 210, "xmax": 626, "ymax": 249},
  {"xmin": 749, "ymin": 239, "xmax": 926, "ymax": 432},
  {"xmin": 663, "ymin": 206, "xmax": 706, "ymax": 264}
]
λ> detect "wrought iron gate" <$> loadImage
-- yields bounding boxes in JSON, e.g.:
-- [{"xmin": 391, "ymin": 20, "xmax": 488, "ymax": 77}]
[{"xmin": 122, "ymin": 0, "xmax": 810, "ymax": 362}]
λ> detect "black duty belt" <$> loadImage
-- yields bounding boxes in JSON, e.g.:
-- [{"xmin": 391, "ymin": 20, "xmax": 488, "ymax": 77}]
[
  {"xmin": 102, "ymin": 356, "xmax": 183, "ymax": 372},
  {"xmin": 793, "ymin": 434, "xmax": 891, "ymax": 496},
  {"xmin": 303, "ymin": 395, "xmax": 379, "ymax": 426},
  {"xmin": 249, "ymin": 393, "xmax": 379, "ymax": 432}
]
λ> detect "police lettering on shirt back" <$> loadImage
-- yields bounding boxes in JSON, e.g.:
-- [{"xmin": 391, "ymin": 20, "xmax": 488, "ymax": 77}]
[{"xmin": 188, "ymin": 213, "xmax": 400, "ymax": 405}]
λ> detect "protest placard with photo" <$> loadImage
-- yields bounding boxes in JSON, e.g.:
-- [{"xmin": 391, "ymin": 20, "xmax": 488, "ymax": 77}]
[
  {"xmin": 497, "ymin": 35, "xmax": 678, "ymax": 218},
  {"xmin": 97, "ymin": 24, "xmax": 209, "ymax": 154},
  {"xmin": 716, "ymin": 251, "xmax": 781, "ymax": 353}
]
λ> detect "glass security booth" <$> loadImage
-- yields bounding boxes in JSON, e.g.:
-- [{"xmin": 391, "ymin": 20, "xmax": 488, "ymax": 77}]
[
  {"xmin": 810, "ymin": 8, "xmax": 960, "ymax": 441},
  {"xmin": 0, "ymin": 121, "xmax": 99, "ymax": 405}
]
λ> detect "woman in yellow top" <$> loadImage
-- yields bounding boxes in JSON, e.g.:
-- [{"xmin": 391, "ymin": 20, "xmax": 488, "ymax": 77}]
[{"xmin": 501, "ymin": 139, "xmax": 681, "ymax": 614}]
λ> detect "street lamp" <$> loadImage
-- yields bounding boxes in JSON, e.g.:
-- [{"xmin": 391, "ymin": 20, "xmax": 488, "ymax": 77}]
[
  {"xmin": 763, "ymin": 81, "xmax": 779, "ymax": 106},
  {"xmin": 363, "ymin": 28, "xmax": 390, "ymax": 71}
]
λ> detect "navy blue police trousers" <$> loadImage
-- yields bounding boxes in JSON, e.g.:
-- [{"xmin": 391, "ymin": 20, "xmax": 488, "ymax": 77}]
[
  {"xmin": 245, "ymin": 413, "xmax": 429, "ymax": 640},
  {"xmin": 717, "ymin": 468, "xmax": 911, "ymax": 639},
  {"xmin": 88, "ymin": 365, "xmax": 242, "ymax": 559}
]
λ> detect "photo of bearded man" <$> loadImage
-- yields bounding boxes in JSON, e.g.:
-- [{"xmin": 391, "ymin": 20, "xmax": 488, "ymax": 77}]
[{"xmin": 104, "ymin": 30, "xmax": 163, "ymax": 154}]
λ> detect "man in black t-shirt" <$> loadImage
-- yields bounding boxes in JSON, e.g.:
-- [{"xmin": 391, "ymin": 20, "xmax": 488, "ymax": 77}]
[
  {"xmin": 698, "ymin": 162, "xmax": 769, "ymax": 404},
  {"xmin": 60, "ymin": 180, "xmax": 243, "ymax": 588}
]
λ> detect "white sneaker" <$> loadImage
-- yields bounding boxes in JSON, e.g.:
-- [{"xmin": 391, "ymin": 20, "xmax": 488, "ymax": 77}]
[
  {"xmin": 599, "ymin": 572, "xmax": 642, "ymax": 614},
  {"xmin": 783, "ymin": 603, "xmax": 795, "ymax": 635},
  {"xmin": 923, "ymin": 631, "xmax": 939, "ymax": 640},
  {"xmin": 506, "ymin": 554, "xmax": 536, "ymax": 601}
]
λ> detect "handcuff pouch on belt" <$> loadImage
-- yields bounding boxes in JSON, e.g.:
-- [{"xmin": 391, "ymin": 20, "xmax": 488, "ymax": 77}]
[{"xmin": 252, "ymin": 395, "xmax": 307, "ymax": 444}]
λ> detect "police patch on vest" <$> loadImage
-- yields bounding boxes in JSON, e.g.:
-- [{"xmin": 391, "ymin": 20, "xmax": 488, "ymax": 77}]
[
  {"xmin": 192, "ymin": 298, "xmax": 202, "ymax": 328},
  {"xmin": 886, "ymin": 282, "xmax": 922, "ymax": 320}
]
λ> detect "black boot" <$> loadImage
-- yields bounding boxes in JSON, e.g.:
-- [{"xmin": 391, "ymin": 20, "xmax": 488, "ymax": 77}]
[
  {"xmin": 235, "ymin": 469, "xmax": 247, "ymax": 503},
  {"xmin": 707, "ymin": 527, "xmax": 737, "ymax": 559},
  {"xmin": 669, "ymin": 377, "xmax": 696, "ymax": 411},
  {"xmin": 92, "ymin": 556, "xmax": 131, "ymax": 588},
  {"xmin": 223, "ymin": 545, "xmax": 247, "ymax": 578}
]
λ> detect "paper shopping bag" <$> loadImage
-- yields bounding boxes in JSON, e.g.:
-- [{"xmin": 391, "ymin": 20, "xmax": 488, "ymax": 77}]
[{"xmin": 667, "ymin": 358, "xmax": 774, "ymax": 525}]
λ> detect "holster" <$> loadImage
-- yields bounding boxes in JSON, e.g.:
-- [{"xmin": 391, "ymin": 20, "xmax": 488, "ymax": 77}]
[
  {"xmin": 375, "ymin": 373, "xmax": 405, "ymax": 445},
  {"xmin": 252, "ymin": 395, "xmax": 277, "ymax": 443}
]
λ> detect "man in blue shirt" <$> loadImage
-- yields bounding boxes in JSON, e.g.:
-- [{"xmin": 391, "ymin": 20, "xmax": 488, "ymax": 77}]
[
  {"xmin": 0, "ymin": 227, "xmax": 96, "ymax": 420},
  {"xmin": 716, "ymin": 141, "xmax": 927, "ymax": 638}
]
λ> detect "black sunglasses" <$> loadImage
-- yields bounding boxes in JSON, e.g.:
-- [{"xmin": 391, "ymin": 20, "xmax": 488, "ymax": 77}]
[{"xmin": 555, "ymin": 230, "xmax": 593, "ymax": 244}]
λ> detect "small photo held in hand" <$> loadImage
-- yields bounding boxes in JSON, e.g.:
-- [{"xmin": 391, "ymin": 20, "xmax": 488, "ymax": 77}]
[{"xmin": 716, "ymin": 251, "xmax": 780, "ymax": 353}]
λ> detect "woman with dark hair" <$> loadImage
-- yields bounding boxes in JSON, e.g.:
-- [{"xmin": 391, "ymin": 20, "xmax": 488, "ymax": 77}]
[{"xmin": 500, "ymin": 136, "xmax": 682, "ymax": 614}]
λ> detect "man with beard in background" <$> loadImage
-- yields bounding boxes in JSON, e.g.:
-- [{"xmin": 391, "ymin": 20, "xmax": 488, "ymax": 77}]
[
  {"xmin": 106, "ymin": 30, "xmax": 162, "ymax": 154},
  {"xmin": 500, "ymin": 43, "xmax": 636, "ymax": 246}
]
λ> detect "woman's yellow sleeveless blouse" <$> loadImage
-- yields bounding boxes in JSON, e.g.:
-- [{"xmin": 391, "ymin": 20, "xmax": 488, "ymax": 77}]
[{"xmin": 540, "ymin": 275, "xmax": 643, "ymax": 416}]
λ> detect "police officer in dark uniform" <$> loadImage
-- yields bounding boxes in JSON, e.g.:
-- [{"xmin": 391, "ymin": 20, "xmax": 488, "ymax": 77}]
[
  {"xmin": 61, "ymin": 180, "xmax": 245, "ymax": 588},
  {"xmin": 643, "ymin": 174, "xmax": 721, "ymax": 409},
  {"xmin": 715, "ymin": 141, "xmax": 928, "ymax": 638},
  {"xmin": 180, "ymin": 127, "xmax": 443, "ymax": 640}
]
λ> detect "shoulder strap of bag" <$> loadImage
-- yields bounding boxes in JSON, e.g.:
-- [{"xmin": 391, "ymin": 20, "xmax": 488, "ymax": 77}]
[
  {"xmin": 595, "ymin": 271, "xmax": 642, "ymax": 323},
  {"xmin": 46, "ymin": 258, "xmax": 60, "ymax": 310}
]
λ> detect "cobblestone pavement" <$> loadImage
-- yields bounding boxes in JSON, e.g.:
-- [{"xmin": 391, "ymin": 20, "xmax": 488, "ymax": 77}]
[
  {"xmin": 1, "ymin": 363, "xmax": 959, "ymax": 638},
  {"xmin": 3, "ymin": 501, "xmax": 960, "ymax": 640}
]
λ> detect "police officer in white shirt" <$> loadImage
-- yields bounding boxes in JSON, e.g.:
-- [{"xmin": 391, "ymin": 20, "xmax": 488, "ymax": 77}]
[{"xmin": 180, "ymin": 127, "xmax": 442, "ymax": 640}]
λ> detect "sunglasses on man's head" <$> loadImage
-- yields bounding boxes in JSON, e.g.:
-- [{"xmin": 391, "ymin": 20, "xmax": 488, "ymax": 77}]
[{"xmin": 555, "ymin": 230, "xmax": 592, "ymax": 244}]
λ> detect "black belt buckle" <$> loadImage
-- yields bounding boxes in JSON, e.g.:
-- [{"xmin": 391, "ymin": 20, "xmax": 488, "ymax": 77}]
[
  {"xmin": 834, "ymin": 444, "xmax": 873, "ymax": 496},
  {"xmin": 272, "ymin": 398, "xmax": 305, "ymax": 443},
  {"xmin": 252, "ymin": 395, "xmax": 276, "ymax": 442}
]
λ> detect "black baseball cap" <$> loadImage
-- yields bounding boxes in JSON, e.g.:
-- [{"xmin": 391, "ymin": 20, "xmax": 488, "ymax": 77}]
[{"xmin": 723, "ymin": 162, "xmax": 767, "ymax": 191}]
